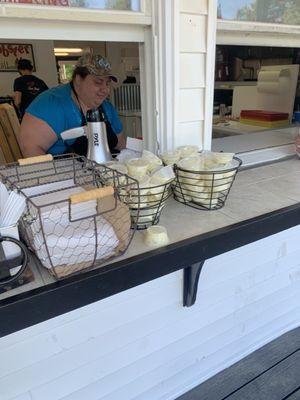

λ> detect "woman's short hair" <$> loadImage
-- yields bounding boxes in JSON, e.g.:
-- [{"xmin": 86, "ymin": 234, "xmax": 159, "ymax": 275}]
[
  {"xmin": 17, "ymin": 59, "xmax": 33, "ymax": 71},
  {"xmin": 72, "ymin": 66, "xmax": 90, "ymax": 81}
]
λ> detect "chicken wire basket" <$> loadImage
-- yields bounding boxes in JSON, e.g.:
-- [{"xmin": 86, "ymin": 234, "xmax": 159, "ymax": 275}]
[
  {"xmin": 173, "ymin": 156, "xmax": 242, "ymax": 210},
  {"xmin": 0, "ymin": 154, "xmax": 138, "ymax": 279},
  {"xmin": 117, "ymin": 179, "xmax": 174, "ymax": 230}
]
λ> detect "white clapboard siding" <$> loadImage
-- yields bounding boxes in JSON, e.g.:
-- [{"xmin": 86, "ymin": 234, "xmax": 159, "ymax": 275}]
[
  {"xmin": 10, "ymin": 395, "xmax": 32, "ymax": 400},
  {"xmin": 180, "ymin": 53, "xmax": 205, "ymax": 88},
  {"xmin": 0, "ymin": 271, "xmax": 180, "ymax": 350},
  {"xmin": 176, "ymin": 121, "xmax": 204, "ymax": 148},
  {"xmin": 179, "ymin": 14, "xmax": 207, "ymax": 53},
  {"xmin": 2, "ymin": 225, "xmax": 300, "ymax": 399},
  {"xmin": 57, "ymin": 300, "xmax": 300, "ymax": 400},
  {"xmin": 134, "ymin": 307, "xmax": 300, "ymax": 400},
  {"xmin": 179, "ymin": 89, "xmax": 204, "ymax": 122},
  {"xmin": 179, "ymin": 0, "xmax": 208, "ymax": 15},
  {"xmin": 20, "ymin": 290, "xmax": 300, "ymax": 400},
  {"xmin": 175, "ymin": 1, "xmax": 211, "ymax": 148},
  {"xmin": 0, "ymin": 275, "xmax": 181, "ymax": 379}
]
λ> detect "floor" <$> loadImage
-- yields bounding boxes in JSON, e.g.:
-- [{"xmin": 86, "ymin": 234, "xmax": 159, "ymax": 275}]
[{"xmin": 177, "ymin": 327, "xmax": 300, "ymax": 400}]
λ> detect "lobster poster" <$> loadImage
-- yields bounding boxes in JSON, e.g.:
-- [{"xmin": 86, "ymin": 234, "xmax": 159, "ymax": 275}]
[{"xmin": 0, "ymin": 43, "xmax": 35, "ymax": 72}]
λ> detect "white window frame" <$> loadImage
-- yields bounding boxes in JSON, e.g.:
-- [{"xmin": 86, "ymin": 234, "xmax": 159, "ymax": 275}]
[
  {"xmin": 0, "ymin": 0, "xmax": 156, "ymax": 151},
  {"xmin": 0, "ymin": 0, "xmax": 151, "ymax": 25},
  {"xmin": 211, "ymin": 18, "xmax": 300, "ymax": 162},
  {"xmin": 217, "ymin": 19, "xmax": 300, "ymax": 47}
]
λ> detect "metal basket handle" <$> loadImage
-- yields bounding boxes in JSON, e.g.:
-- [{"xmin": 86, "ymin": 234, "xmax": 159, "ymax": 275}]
[{"xmin": 18, "ymin": 154, "xmax": 53, "ymax": 166}]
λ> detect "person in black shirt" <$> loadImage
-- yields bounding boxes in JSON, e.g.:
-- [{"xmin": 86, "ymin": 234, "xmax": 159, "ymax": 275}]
[{"xmin": 13, "ymin": 59, "xmax": 48, "ymax": 119}]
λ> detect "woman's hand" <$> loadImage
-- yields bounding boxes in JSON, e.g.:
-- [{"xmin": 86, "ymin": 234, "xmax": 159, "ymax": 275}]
[{"xmin": 116, "ymin": 133, "xmax": 126, "ymax": 150}]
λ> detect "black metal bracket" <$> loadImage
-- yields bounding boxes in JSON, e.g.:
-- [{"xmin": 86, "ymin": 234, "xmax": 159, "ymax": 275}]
[
  {"xmin": 183, "ymin": 260, "xmax": 205, "ymax": 307},
  {"xmin": 0, "ymin": 256, "xmax": 25, "ymax": 280},
  {"xmin": 0, "ymin": 236, "xmax": 28, "ymax": 285}
]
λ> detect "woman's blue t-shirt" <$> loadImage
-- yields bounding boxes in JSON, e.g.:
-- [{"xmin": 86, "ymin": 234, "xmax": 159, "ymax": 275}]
[{"xmin": 26, "ymin": 83, "xmax": 122, "ymax": 155}]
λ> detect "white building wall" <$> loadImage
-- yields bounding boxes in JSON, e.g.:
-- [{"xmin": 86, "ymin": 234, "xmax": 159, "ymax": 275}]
[
  {"xmin": 1, "ymin": 225, "xmax": 300, "ymax": 400},
  {"xmin": 0, "ymin": 39, "xmax": 58, "ymax": 97},
  {"xmin": 153, "ymin": 0, "xmax": 215, "ymax": 152},
  {"xmin": 175, "ymin": 0, "xmax": 215, "ymax": 149}
]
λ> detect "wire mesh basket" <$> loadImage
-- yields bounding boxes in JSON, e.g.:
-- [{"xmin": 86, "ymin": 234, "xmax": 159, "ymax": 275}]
[
  {"xmin": 0, "ymin": 154, "xmax": 138, "ymax": 279},
  {"xmin": 173, "ymin": 156, "xmax": 242, "ymax": 210},
  {"xmin": 118, "ymin": 179, "xmax": 173, "ymax": 230}
]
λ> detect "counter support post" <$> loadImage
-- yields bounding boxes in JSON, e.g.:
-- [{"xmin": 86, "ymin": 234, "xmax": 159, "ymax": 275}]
[{"xmin": 183, "ymin": 261, "xmax": 205, "ymax": 307}]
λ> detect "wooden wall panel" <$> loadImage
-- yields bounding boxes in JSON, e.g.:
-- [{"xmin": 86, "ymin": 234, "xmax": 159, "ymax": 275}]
[
  {"xmin": 176, "ymin": 121, "xmax": 204, "ymax": 148},
  {"xmin": 180, "ymin": 53, "xmax": 205, "ymax": 89},
  {"xmin": 179, "ymin": 89, "xmax": 204, "ymax": 122},
  {"xmin": 2, "ymin": 226, "xmax": 300, "ymax": 399},
  {"xmin": 180, "ymin": 14, "xmax": 207, "ymax": 53},
  {"xmin": 179, "ymin": 0, "xmax": 208, "ymax": 15}
]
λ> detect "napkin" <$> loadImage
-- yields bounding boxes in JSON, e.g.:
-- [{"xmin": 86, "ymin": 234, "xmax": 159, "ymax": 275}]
[{"xmin": 23, "ymin": 181, "xmax": 119, "ymax": 269}]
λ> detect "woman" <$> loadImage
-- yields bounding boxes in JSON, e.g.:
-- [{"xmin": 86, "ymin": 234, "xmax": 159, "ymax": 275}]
[{"xmin": 19, "ymin": 53, "xmax": 126, "ymax": 157}]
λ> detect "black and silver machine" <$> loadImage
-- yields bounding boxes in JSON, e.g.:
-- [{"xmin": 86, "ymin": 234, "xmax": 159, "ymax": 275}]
[
  {"xmin": 86, "ymin": 108, "xmax": 112, "ymax": 164},
  {"xmin": 61, "ymin": 108, "xmax": 112, "ymax": 164}
]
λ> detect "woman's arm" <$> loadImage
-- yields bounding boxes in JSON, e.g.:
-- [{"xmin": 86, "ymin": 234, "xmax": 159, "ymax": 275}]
[
  {"xmin": 116, "ymin": 132, "xmax": 126, "ymax": 150},
  {"xmin": 20, "ymin": 113, "xmax": 58, "ymax": 157},
  {"xmin": 14, "ymin": 91, "xmax": 22, "ymax": 111}
]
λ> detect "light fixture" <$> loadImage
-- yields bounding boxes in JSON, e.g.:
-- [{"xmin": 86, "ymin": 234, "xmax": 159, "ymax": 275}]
[
  {"xmin": 54, "ymin": 48, "xmax": 83, "ymax": 53},
  {"xmin": 55, "ymin": 52, "xmax": 69, "ymax": 56}
]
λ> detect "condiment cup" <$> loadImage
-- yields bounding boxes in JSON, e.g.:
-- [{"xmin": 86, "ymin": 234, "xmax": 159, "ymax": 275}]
[
  {"xmin": 144, "ymin": 225, "xmax": 170, "ymax": 247},
  {"xmin": 126, "ymin": 158, "xmax": 150, "ymax": 177}
]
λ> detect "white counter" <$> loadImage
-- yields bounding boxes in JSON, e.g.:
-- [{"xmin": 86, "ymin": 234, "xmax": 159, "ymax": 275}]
[
  {"xmin": 212, "ymin": 125, "xmax": 299, "ymax": 167},
  {"xmin": 3, "ymin": 157, "xmax": 300, "ymax": 301}
]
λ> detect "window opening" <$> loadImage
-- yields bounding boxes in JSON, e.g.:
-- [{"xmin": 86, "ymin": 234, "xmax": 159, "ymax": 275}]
[
  {"xmin": 0, "ymin": 0, "xmax": 141, "ymax": 12},
  {"xmin": 217, "ymin": 0, "xmax": 300, "ymax": 26},
  {"xmin": 212, "ymin": 44, "xmax": 300, "ymax": 157}
]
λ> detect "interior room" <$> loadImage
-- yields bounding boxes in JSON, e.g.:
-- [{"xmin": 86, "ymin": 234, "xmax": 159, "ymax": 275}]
[
  {"xmin": 0, "ymin": 39, "xmax": 142, "ymax": 163},
  {"xmin": 212, "ymin": 44, "xmax": 300, "ymax": 157}
]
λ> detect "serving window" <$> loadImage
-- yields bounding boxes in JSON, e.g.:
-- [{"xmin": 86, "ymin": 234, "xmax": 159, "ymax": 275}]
[{"xmin": 211, "ymin": 5, "xmax": 300, "ymax": 165}]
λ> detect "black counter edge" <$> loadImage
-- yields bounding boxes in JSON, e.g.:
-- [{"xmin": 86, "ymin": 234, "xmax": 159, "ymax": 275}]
[{"xmin": 0, "ymin": 202, "xmax": 300, "ymax": 338}]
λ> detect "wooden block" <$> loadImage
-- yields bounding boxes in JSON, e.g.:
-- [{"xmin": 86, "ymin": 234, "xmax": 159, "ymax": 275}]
[
  {"xmin": 0, "ymin": 146, "xmax": 6, "ymax": 165},
  {"xmin": 0, "ymin": 122, "xmax": 14, "ymax": 163},
  {"xmin": 0, "ymin": 103, "xmax": 21, "ymax": 146},
  {"xmin": 0, "ymin": 107, "xmax": 22, "ymax": 161},
  {"xmin": 18, "ymin": 154, "xmax": 53, "ymax": 166},
  {"xmin": 70, "ymin": 186, "xmax": 114, "ymax": 204}
]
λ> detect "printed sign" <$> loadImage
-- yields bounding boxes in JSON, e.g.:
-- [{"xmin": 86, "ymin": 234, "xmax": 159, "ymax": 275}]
[
  {"xmin": 0, "ymin": 0, "xmax": 141, "ymax": 11},
  {"xmin": 0, "ymin": 43, "xmax": 35, "ymax": 72},
  {"xmin": 0, "ymin": 0, "xmax": 69, "ymax": 5}
]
